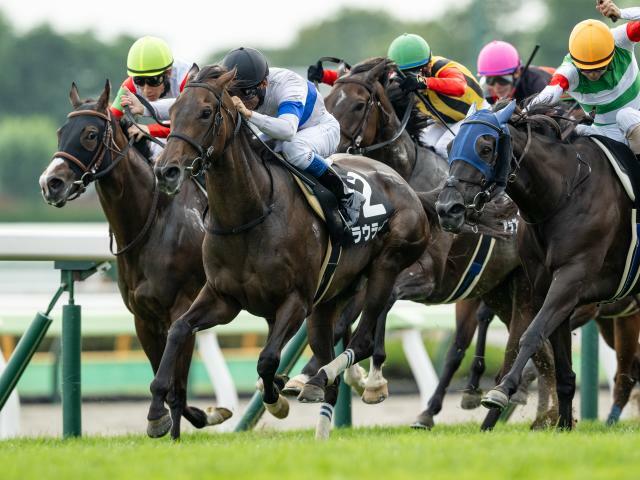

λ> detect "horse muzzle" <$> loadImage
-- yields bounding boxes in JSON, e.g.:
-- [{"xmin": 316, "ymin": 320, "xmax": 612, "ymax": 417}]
[
  {"xmin": 154, "ymin": 164, "xmax": 184, "ymax": 195},
  {"xmin": 39, "ymin": 172, "xmax": 75, "ymax": 208},
  {"xmin": 435, "ymin": 188, "xmax": 467, "ymax": 233}
]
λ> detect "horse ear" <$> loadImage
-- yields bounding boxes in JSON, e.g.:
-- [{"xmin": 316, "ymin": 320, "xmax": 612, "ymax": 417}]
[
  {"xmin": 365, "ymin": 59, "xmax": 388, "ymax": 83},
  {"xmin": 69, "ymin": 82, "xmax": 82, "ymax": 109},
  {"xmin": 465, "ymin": 103, "xmax": 477, "ymax": 118},
  {"xmin": 187, "ymin": 63, "xmax": 200, "ymax": 83},
  {"xmin": 495, "ymin": 100, "xmax": 517, "ymax": 124},
  {"xmin": 96, "ymin": 79, "xmax": 111, "ymax": 112},
  {"xmin": 218, "ymin": 67, "xmax": 237, "ymax": 89}
]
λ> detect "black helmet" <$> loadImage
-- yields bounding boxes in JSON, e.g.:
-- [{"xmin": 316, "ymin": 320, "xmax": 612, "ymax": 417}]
[{"xmin": 221, "ymin": 47, "xmax": 269, "ymax": 89}]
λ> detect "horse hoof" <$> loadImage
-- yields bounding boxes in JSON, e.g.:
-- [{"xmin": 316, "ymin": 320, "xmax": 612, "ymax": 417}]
[
  {"xmin": 460, "ymin": 389, "xmax": 483, "ymax": 410},
  {"xmin": 264, "ymin": 395, "xmax": 290, "ymax": 419},
  {"xmin": 205, "ymin": 406, "xmax": 233, "ymax": 426},
  {"xmin": 282, "ymin": 375, "xmax": 308, "ymax": 397},
  {"xmin": 510, "ymin": 389, "xmax": 529, "ymax": 406},
  {"xmin": 531, "ymin": 409, "xmax": 559, "ymax": 430},
  {"xmin": 411, "ymin": 411, "xmax": 434, "ymax": 430},
  {"xmin": 147, "ymin": 413, "xmax": 172, "ymax": 438},
  {"xmin": 344, "ymin": 365, "xmax": 367, "ymax": 396},
  {"xmin": 298, "ymin": 383, "xmax": 325, "ymax": 403},
  {"xmin": 481, "ymin": 389, "xmax": 509, "ymax": 410},
  {"xmin": 362, "ymin": 383, "xmax": 389, "ymax": 404}
]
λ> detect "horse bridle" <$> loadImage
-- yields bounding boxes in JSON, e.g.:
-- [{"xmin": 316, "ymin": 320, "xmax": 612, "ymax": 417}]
[
  {"xmin": 52, "ymin": 108, "xmax": 159, "ymax": 256},
  {"xmin": 167, "ymin": 81, "xmax": 242, "ymax": 176},
  {"xmin": 334, "ymin": 76, "xmax": 413, "ymax": 155}
]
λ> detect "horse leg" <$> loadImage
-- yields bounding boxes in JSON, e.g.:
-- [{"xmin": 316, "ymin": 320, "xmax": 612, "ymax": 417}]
[
  {"xmin": 283, "ymin": 289, "xmax": 365, "ymax": 396},
  {"xmin": 412, "ymin": 299, "xmax": 480, "ymax": 429},
  {"xmin": 482, "ymin": 267, "xmax": 582, "ymax": 415},
  {"xmin": 530, "ymin": 340, "xmax": 559, "ymax": 429},
  {"xmin": 462, "ymin": 300, "xmax": 495, "ymax": 409},
  {"xmin": 259, "ymin": 293, "xmax": 307, "ymax": 419},
  {"xmin": 148, "ymin": 282, "xmax": 240, "ymax": 440},
  {"xmin": 605, "ymin": 316, "xmax": 640, "ymax": 424},
  {"xmin": 301, "ymin": 259, "xmax": 402, "ymax": 402}
]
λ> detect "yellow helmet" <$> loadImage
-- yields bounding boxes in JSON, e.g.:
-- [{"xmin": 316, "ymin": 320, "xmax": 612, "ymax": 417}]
[
  {"xmin": 569, "ymin": 19, "xmax": 615, "ymax": 70},
  {"xmin": 127, "ymin": 36, "xmax": 173, "ymax": 77}
]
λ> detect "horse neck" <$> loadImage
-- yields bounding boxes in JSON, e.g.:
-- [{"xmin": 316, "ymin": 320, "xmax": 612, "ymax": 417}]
[
  {"xmin": 370, "ymin": 128, "xmax": 417, "ymax": 181},
  {"xmin": 205, "ymin": 128, "xmax": 272, "ymax": 230},
  {"xmin": 506, "ymin": 127, "xmax": 573, "ymax": 222},
  {"xmin": 95, "ymin": 122, "xmax": 157, "ymax": 246}
]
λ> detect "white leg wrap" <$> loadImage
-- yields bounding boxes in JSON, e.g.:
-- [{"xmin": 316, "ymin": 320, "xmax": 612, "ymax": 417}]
[
  {"xmin": 364, "ymin": 365, "xmax": 388, "ymax": 390},
  {"xmin": 344, "ymin": 364, "xmax": 367, "ymax": 395},
  {"xmin": 315, "ymin": 403, "xmax": 334, "ymax": 440},
  {"xmin": 319, "ymin": 349, "xmax": 354, "ymax": 385}
]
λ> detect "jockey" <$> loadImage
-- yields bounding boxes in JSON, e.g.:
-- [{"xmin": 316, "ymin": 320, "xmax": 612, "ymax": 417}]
[
  {"xmin": 477, "ymin": 40, "xmax": 552, "ymax": 104},
  {"xmin": 109, "ymin": 36, "xmax": 192, "ymax": 159},
  {"xmin": 530, "ymin": 0, "xmax": 640, "ymax": 153},
  {"xmin": 387, "ymin": 33, "xmax": 487, "ymax": 158},
  {"xmin": 222, "ymin": 47, "xmax": 365, "ymax": 227}
]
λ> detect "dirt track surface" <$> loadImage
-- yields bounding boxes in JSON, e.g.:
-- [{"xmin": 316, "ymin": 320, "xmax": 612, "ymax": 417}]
[{"xmin": 16, "ymin": 390, "xmax": 639, "ymax": 437}]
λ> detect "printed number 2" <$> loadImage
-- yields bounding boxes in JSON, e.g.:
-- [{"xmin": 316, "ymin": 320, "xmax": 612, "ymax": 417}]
[{"xmin": 346, "ymin": 171, "xmax": 386, "ymax": 218}]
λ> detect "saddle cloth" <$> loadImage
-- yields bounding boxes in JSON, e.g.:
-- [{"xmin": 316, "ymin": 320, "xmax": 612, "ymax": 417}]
[{"xmin": 591, "ymin": 135, "xmax": 640, "ymax": 301}]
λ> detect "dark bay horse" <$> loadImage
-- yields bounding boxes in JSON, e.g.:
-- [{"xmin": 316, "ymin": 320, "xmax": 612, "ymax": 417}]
[
  {"xmin": 151, "ymin": 65, "xmax": 429, "ymax": 439},
  {"xmin": 313, "ymin": 58, "xmax": 558, "ymax": 430},
  {"xmin": 39, "ymin": 81, "xmax": 231, "ymax": 437},
  {"xmin": 437, "ymin": 101, "xmax": 640, "ymax": 428}
]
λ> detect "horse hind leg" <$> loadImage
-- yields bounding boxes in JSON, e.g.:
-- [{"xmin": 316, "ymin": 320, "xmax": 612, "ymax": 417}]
[
  {"xmin": 462, "ymin": 301, "xmax": 495, "ymax": 410},
  {"xmin": 362, "ymin": 292, "xmax": 394, "ymax": 404},
  {"xmin": 530, "ymin": 340, "xmax": 559, "ymax": 430}
]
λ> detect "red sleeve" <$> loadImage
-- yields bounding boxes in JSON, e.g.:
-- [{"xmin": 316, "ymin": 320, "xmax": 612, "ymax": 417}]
[
  {"xmin": 110, "ymin": 77, "xmax": 136, "ymax": 118},
  {"xmin": 549, "ymin": 74, "xmax": 569, "ymax": 91},
  {"xmin": 627, "ymin": 21, "xmax": 640, "ymax": 42},
  {"xmin": 148, "ymin": 124, "xmax": 171, "ymax": 138},
  {"xmin": 425, "ymin": 67, "xmax": 466, "ymax": 97},
  {"xmin": 179, "ymin": 72, "xmax": 188, "ymax": 92},
  {"xmin": 322, "ymin": 69, "xmax": 338, "ymax": 86}
]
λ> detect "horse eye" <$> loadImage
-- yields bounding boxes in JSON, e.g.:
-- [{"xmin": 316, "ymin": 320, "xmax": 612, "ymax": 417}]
[
  {"xmin": 481, "ymin": 146, "xmax": 492, "ymax": 155},
  {"xmin": 87, "ymin": 132, "xmax": 97, "ymax": 140},
  {"xmin": 353, "ymin": 102, "xmax": 365, "ymax": 112},
  {"xmin": 201, "ymin": 109, "xmax": 212, "ymax": 119}
]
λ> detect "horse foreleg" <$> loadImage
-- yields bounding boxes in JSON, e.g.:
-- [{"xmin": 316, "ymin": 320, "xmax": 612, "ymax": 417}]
[
  {"xmin": 462, "ymin": 300, "xmax": 495, "ymax": 409},
  {"xmin": 259, "ymin": 293, "xmax": 307, "ymax": 419},
  {"xmin": 413, "ymin": 299, "xmax": 480, "ymax": 430},
  {"xmin": 148, "ymin": 282, "xmax": 240, "ymax": 440},
  {"xmin": 605, "ymin": 315, "xmax": 640, "ymax": 424}
]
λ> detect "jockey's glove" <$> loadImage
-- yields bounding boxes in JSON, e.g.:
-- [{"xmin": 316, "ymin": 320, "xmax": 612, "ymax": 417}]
[
  {"xmin": 399, "ymin": 74, "xmax": 427, "ymax": 93},
  {"xmin": 308, "ymin": 62, "xmax": 324, "ymax": 83}
]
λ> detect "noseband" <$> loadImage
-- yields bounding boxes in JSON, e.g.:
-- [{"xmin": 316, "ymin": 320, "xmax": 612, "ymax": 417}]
[
  {"xmin": 167, "ymin": 82, "xmax": 242, "ymax": 176},
  {"xmin": 52, "ymin": 109, "xmax": 133, "ymax": 200}
]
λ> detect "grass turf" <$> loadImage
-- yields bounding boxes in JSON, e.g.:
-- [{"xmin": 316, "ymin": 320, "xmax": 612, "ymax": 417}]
[{"xmin": 3, "ymin": 422, "xmax": 640, "ymax": 480}]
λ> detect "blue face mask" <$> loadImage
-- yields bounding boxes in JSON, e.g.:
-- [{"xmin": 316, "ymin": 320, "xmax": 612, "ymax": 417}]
[{"xmin": 448, "ymin": 101, "xmax": 516, "ymax": 189}]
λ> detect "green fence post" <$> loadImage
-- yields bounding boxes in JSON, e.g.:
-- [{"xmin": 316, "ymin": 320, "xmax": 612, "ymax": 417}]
[
  {"xmin": 61, "ymin": 270, "xmax": 82, "ymax": 438},
  {"xmin": 580, "ymin": 319, "xmax": 599, "ymax": 420},
  {"xmin": 0, "ymin": 312, "xmax": 53, "ymax": 411},
  {"xmin": 333, "ymin": 339, "xmax": 352, "ymax": 428},
  {"xmin": 234, "ymin": 321, "xmax": 309, "ymax": 432}
]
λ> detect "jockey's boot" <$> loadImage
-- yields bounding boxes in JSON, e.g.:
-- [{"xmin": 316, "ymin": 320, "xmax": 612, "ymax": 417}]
[
  {"xmin": 628, "ymin": 124, "xmax": 640, "ymax": 155},
  {"xmin": 317, "ymin": 166, "xmax": 365, "ymax": 229}
]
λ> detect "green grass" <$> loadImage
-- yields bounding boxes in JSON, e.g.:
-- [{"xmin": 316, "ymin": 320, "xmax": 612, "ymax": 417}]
[{"xmin": 3, "ymin": 423, "xmax": 640, "ymax": 480}]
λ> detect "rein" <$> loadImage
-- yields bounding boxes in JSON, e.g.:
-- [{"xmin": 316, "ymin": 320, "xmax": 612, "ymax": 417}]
[
  {"xmin": 335, "ymin": 76, "xmax": 413, "ymax": 155},
  {"xmin": 53, "ymin": 107, "xmax": 160, "ymax": 256}
]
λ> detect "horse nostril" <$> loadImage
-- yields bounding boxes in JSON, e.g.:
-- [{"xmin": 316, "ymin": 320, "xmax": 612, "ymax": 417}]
[
  {"xmin": 47, "ymin": 177, "xmax": 64, "ymax": 193},
  {"xmin": 450, "ymin": 204, "xmax": 466, "ymax": 216}
]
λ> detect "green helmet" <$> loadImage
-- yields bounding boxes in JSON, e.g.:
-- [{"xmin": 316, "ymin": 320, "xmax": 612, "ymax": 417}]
[
  {"xmin": 387, "ymin": 33, "xmax": 432, "ymax": 70},
  {"xmin": 127, "ymin": 36, "xmax": 174, "ymax": 77}
]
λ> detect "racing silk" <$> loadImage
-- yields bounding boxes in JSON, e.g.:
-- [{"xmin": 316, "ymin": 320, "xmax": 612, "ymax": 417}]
[
  {"xmin": 109, "ymin": 58, "xmax": 192, "ymax": 137},
  {"xmin": 249, "ymin": 67, "xmax": 335, "ymax": 141},
  {"xmin": 484, "ymin": 66, "xmax": 552, "ymax": 105},
  {"xmin": 417, "ymin": 56, "xmax": 485, "ymax": 124},
  {"xmin": 532, "ymin": 8, "xmax": 640, "ymax": 126}
]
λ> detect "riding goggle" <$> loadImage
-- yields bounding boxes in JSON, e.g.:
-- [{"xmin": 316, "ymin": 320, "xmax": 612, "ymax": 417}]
[
  {"xmin": 486, "ymin": 75, "xmax": 514, "ymax": 86},
  {"xmin": 241, "ymin": 85, "xmax": 260, "ymax": 98},
  {"xmin": 579, "ymin": 67, "xmax": 607, "ymax": 75},
  {"xmin": 133, "ymin": 75, "xmax": 166, "ymax": 87}
]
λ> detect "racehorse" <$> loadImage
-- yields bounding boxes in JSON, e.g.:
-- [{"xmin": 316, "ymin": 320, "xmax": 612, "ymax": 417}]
[
  {"xmin": 311, "ymin": 57, "xmax": 558, "ymax": 430},
  {"xmin": 39, "ymin": 81, "xmax": 231, "ymax": 438},
  {"xmin": 151, "ymin": 64, "xmax": 430, "ymax": 440},
  {"xmin": 436, "ymin": 100, "xmax": 640, "ymax": 428}
]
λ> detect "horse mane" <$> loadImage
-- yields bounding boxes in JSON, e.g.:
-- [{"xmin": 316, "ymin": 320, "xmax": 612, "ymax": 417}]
[
  {"xmin": 494, "ymin": 98, "xmax": 564, "ymax": 141},
  {"xmin": 386, "ymin": 80, "xmax": 432, "ymax": 142},
  {"xmin": 194, "ymin": 64, "xmax": 229, "ymax": 82},
  {"xmin": 349, "ymin": 56, "xmax": 392, "ymax": 75}
]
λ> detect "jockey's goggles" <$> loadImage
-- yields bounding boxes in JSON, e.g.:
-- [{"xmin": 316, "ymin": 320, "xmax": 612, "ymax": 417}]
[
  {"xmin": 579, "ymin": 66, "xmax": 607, "ymax": 75},
  {"xmin": 133, "ymin": 74, "xmax": 166, "ymax": 87},
  {"xmin": 486, "ymin": 75, "xmax": 514, "ymax": 86}
]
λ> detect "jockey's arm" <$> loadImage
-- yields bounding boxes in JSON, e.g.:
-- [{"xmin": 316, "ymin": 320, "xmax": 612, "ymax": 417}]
[
  {"xmin": 321, "ymin": 70, "xmax": 339, "ymax": 86},
  {"xmin": 110, "ymin": 78, "xmax": 135, "ymax": 119},
  {"xmin": 249, "ymin": 111, "xmax": 300, "ymax": 142},
  {"xmin": 425, "ymin": 67, "xmax": 466, "ymax": 97},
  {"xmin": 617, "ymin": 8, "xmax": 640, "ymax": 43}
]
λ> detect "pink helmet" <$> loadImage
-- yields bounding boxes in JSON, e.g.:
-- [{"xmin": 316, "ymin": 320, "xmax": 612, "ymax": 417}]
[{"xmin": 477, "ymin": 41, "xmax": 521, "ymax": 76}]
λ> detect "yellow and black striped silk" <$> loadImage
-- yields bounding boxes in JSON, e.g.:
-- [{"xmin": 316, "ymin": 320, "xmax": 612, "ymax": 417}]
[{"xmin": 416, "ymin": 56, "xmax": 485, "ymax": 124}]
